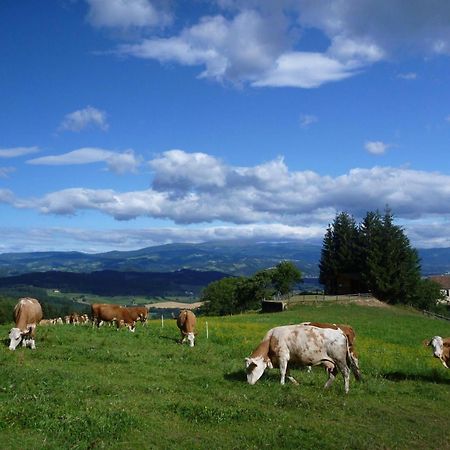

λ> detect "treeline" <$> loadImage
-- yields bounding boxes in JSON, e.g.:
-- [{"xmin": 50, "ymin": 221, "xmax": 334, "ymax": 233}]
[
  {"xmin": 0, "ymin": 286, "xmax": 89, "ymax": 324},
  {"xmin": 0, "ymin": 269, "xmax": 227, "ymax": 297},
  {"xmin": 201, "ymin": 261, "xmax": 302, "ymax": 315},
  {"xmin": 319, "ymin": 208, "xmax": 442, "ymax": 309}
]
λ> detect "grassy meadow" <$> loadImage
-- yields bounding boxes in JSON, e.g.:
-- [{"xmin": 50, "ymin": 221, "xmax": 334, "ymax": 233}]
[{"xmin": 0, "ymin": 302, "xmax": 449, "ymax": 449}]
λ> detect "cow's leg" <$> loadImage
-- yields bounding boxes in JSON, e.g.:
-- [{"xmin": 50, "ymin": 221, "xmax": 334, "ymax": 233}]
[
  {"xmin": 279, "ymin": 357, "xmax": 288, "ymax": 385},
  {"xmin": 323, "ymin": 361, "xmax": 336, "ymax": 389},
  {"xmin": 335, "ymin": 361, "xmax": 351, "ymax": 394},
  {"xmin": 30, "ymin": 339, "xmax": 36, "ymax": 350}
]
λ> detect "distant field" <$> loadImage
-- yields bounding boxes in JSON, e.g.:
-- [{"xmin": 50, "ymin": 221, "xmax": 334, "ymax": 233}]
[
  {"xmin": 46, "ymin": 290, "xmax": 197, "ymax": 306},
  {"xmin": 1, "ymin": 302, "xmax": 449, "ymax": 449}
]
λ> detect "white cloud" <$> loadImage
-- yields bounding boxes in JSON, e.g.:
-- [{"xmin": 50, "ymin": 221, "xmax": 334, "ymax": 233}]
[
  {"xmin": 109, "ymin": 1, "xmax": 450, "ymax": 88},
  {"xmin": 0, "ymin": 223, "xmax": 324, "ymax": 253},
  {"xmin": 299, "ymin": 114, "xmax": 318, "ymax": 129},
  {"xmin": 4, "ymin": 150, "xmax": 450, "ymax": 249},
  {"xmin": 0, "ymin": 167, "xmax": 15, "ymax": 178},
  {"xmin": 0, "ymin": 146, "xmax": 39, "ymax": 158},
  {"xmin": 27, "ymin": 148, "xmax": 141, "ymax": 174},
  {"xmin": 59, "ymin": 106, "xmax": 109, "ymax": 132},
  {"xmin": 397, "ymin": 72, "xmax": 417, "ymax": 80},
  {"xmin": 9, "ymin": 151, "xmax": 450, "ymax": 226},
  {"xmin": 364, "ymin": 140, "xmax": 390, "ymax": 155},
  {"xmin": 85, "ymin": 0, "xmax": 171, "ymax": 29}
]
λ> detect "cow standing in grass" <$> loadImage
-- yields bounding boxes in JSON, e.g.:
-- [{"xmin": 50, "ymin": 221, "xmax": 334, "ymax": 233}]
[
  {"xmin": 424, "ymin": 336, "xmax": 450, "ymax": 368},
  {"xmin": 92, "ymin": 304, "xmax": 137, "ymax": 332},
  {"xmin": 8, "ymin": 297, "xmax": 43, "ymax": 351},
  {"xmin": 245, "ymin": 323, "xmax": 360, "ymax": 393},
  {"xmin": 177, "ymin": 310, "xmax": 197, "ymax": 347}
]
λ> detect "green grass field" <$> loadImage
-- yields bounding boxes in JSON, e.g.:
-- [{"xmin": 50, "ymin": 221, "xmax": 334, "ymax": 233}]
[{"xmin": 1, "ymin": 302, "xmax": 449, "ymax": 449}]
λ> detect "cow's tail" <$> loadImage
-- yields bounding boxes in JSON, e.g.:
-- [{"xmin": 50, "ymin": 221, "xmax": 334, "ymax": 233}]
[{"xmin": 345, "ymin": 337, "xmax": 362, "ymax": 381}]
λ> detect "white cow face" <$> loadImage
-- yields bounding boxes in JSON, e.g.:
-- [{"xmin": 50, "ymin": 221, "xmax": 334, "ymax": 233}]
[
  {"xmin": 245, "ymin": 356, "xmax": 268, "ymax": 384},
  {"xmin": 429, "ymin": 336, "xmax": 444, "ymax": 359},
  {"xmin": 187, "ymin": 332, "xmax": 195, "ymax": 347},
  {"xmin": 8, "ymin": 328, "xmax": 23, "ymax": 351}
]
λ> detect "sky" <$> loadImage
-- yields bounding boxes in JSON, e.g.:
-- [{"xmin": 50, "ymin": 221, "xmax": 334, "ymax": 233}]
[{"xmin": 1, "ymin": 0, "xmax": 450, "ymax": 253}]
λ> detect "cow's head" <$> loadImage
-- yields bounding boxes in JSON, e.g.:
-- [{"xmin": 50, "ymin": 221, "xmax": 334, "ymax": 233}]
[
  {"xmin": 425, "ymin": 336, "xmax": 444, "ymax": 359},
  {"xmin": 187, "ymin": 332, "xmax": 195, "ymax": 347},
  {"xmin": 8, "ymin": 327, "xmax": 23, "ymax": 351},
  {"xmin": 245, "ymin": 356, "xmax": 270, "ymax": 384}
]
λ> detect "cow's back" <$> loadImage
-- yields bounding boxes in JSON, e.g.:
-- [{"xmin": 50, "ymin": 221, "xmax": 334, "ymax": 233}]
[
  {"xmin": 177, "ymin": 310, "xmax": 196, "ymax": 333},
  {"xmin": 14, "ymin": 298, "xmax": 43, "ymax": 330},
  {"xmin": 269, "ymin": 324, "xmax": 347, "ymax": 367}
]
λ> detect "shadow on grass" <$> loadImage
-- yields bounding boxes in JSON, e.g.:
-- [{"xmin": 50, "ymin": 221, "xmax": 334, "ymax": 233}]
[
  {"xmin": 382, "ymin": 369, "xmax": 450, "ymax": 384},
  {"xmin": 224, "ymin": 370, "xmax": 247, "ymax": 383},
  {"xmin": 158, "ymin": 334, "xmax": 180, "ymax": 344}
]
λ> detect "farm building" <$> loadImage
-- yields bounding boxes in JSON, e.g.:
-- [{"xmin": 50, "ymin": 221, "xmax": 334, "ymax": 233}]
[{"xmin": 428, "ymin": 274, "xmax": 450, "ymax": 302}]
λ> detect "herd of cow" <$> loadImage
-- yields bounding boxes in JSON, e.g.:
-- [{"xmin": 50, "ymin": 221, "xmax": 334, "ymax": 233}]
[{"xmin": 6, "ymin": 297, "xmax": 450, "ymax": 393}]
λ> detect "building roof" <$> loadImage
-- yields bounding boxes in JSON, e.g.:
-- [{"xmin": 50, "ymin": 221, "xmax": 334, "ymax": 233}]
[{"xmin": 429, "ymin": 275, "xmax": 450, "ymax": 289}]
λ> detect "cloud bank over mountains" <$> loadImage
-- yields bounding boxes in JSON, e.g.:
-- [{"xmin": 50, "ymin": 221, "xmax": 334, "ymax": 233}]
[{"xmin": 1, "ymin": 149, "xmax": 449, "ymax": 249}]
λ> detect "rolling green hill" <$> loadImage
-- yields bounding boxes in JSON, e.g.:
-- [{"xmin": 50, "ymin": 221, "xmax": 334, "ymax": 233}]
[{"xmin": 1, "ymin": 301, "xmax": 449, "ymax": 449}]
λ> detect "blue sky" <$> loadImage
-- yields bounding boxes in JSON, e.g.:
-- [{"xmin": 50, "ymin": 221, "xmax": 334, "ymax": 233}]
[{"xmin": 1, "ymin": 0, "xmax": 450, "ymax": 253}]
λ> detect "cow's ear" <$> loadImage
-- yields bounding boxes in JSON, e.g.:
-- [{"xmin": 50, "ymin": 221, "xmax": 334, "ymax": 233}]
[
  {"xmin": 422, "ymin": 339, "xmax": 431, "ymax": 347},
  {"xmin": 266, "ymin": 360, "xmax": 273, "ymax": 369}
]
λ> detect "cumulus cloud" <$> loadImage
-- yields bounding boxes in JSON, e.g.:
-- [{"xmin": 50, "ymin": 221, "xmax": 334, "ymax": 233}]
[
  {"xmin": 365, "ymin": 140, "xmax": 390, "ymax": 155},
  {"xmin": 108, "ymin": 1, "xmax": 450, "ymax": 88},
  {"xmin": 0, "ymin": 146, "xmax": 39, "ymax": 158},
  {"xmin": 85, "ymin": 0, "xmax": 171, "ymax": 29},
  {"xmin": 9, "ymin": 150, "xmax": 450, "ymax": 226},
  {"xmin": 27, "ymin": 148, "xmax": 141, "ymax": 174},
  {"xmin": 59, "ymin": 106, "xmax": 109, "ymax": 132}
]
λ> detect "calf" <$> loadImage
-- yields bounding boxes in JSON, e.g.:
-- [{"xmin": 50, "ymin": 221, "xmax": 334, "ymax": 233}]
[
  {"xmin": 177, "ymin": 310, "xmax": 197, "ymax": 347},
  {"xmin": 424, "ymin": 336, "xmax": 450, "ymax": 369},
  {"xmin": 245, "ymin": 324, "xmax": 360, "ymax": 393},
  {"xmin": 8, "ymin": 298, "xmax": 43, "ymax": 350}
]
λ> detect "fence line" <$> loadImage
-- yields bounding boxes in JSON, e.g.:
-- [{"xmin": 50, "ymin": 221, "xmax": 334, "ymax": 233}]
[{"xmin": 422, "ymin": 310, "xmax": 450, "ymax": 322}]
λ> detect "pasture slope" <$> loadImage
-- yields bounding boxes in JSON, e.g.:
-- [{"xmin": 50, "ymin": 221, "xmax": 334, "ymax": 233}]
[{"xmin": 0, "ymin": 302, "xmax": 449, "ymax": 450}]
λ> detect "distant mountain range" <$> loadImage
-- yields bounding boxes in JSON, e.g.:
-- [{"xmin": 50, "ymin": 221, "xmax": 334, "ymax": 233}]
[
  {"xmin": 0, "ymin": 240, "xmax": 448, "ymax": 279},
  {"xmin": 0, "ymin": 240, "xmax": 322, "ymax": 277}
]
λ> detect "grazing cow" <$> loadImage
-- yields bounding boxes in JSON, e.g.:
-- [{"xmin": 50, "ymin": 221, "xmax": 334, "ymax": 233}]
[
  {"xmin": 92, "ymin": 304, "xmax": 136, "ymax": 332},
  {"xmin": 304, "ymin": 322, "xmax": 361, "ymax": 379},
  {"xmin": 127, "ymin": 306, "xmax": 149, "ymax": 325},
  {"xmin": 423, "ymin": 336, "xmax": 450, "ymax": 369},
  {"xmin": 245, "ymin": 324, "xmax": 360, "ymax": 393},
  {"xmin": 176, "ymin": 310, "xmax": 197, "ymax": 347},
  {"xmin": 8, "ymin": 297, "xmax": 43, "ymax": 351},
  {"xmin": 39, "ymin": 319, "xmax": 53, "ymax": 326}
]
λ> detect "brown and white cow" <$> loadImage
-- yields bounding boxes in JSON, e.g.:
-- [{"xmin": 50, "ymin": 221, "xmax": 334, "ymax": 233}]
[
  {"xmin": 423, "ymin": 336, "xmax": 450, "ymax": 369},
  {"xmin": 8, "ymin": 297, "xmax": 43, "ymax": 350},
  {"xmin": 176, "ymin": 310, "xmax": 197, "ymax": 347},
  {"xmin": 127, "ymin": 306, "xmax": 149, "ymax": 325},
  {"xmin": 92, "ymin": 304, "xmax": 136, "ymax": 332},
  {"xmin": 303, "ymin": 322, "xmax": 361, "ymax": 380},
  {"xmin": 245, "ymin": 324, "xmax": 360, "ymax": 393}
]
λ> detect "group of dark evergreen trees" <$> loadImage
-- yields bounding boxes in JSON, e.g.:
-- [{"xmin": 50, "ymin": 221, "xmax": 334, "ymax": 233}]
[
  {"xmin": 201, "ymin": 261, "xmax": 302, "ymax": 315},
  {"xmin": 319, "ymin": 208, "xmax": 442, "ymax": 308}
]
